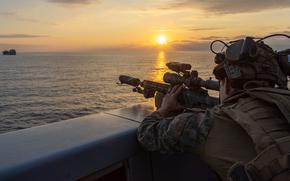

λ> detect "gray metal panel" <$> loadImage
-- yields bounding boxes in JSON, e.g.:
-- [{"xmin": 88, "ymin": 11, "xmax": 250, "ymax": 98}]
[
  {"xmin": 0, "ymin": 112, "xmax": 142, "ymax": 181},
  {"xmin": 0, "ymin": 103, "xmax": 215, "ymax": 181},
  {"xmin": 107, "ymin": 104, "xmax": 155, "ymax": 123}
]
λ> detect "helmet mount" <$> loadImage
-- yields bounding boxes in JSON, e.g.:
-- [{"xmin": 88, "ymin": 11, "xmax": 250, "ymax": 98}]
[{"xmin": 211, "ymin": 34, "xmax": 290, "ymax": 90}]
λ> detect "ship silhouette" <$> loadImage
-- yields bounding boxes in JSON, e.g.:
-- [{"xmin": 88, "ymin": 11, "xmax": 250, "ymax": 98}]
[{"xmin": 2, "ymin": 49, "xmax": 16, "ymax": 55}]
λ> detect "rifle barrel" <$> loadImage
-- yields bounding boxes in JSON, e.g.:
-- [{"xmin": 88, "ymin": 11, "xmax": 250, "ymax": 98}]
[
  {"xmin": 119, "ymin": 75, "xmax": 141, "ymax": 87},
  {"xmin": 142, "ymin": 80, "xmax": 170, "ymax": 94}
]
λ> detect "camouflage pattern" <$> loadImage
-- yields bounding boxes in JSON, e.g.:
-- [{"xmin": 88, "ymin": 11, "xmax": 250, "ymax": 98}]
[{"xmin": 137, "ymin": 109, "xmax": 214, "ymax": 154}]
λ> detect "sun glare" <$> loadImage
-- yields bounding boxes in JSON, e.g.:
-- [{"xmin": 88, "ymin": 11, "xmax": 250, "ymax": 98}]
[{"xmin": 157, "ymin": 35, "xmax": 167, "ymax": 45}]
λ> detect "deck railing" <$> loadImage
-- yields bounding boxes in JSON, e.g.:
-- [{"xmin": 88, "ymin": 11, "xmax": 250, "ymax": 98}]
[{"xmin": 0, "ymin": 104, "xmax": 213, "ymax": 181}]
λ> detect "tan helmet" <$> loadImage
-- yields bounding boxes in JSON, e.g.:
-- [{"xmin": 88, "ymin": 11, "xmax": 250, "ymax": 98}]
[{"xmin": 212, "ymin": 34, "xmax": 290, "ymax": 89}]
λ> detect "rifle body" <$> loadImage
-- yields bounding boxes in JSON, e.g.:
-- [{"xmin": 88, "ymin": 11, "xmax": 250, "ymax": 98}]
[
  {"xmin": 145, "ymin": 81, "xmax": 218, "ymax": 109},
  {"xmin": 120, "ymin": 77, "xmax": 219, "ymax": 109}
]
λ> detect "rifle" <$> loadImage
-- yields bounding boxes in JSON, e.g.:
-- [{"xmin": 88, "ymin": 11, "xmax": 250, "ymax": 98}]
[{"xmin": 118, "ymin": 62, "xmax": 220, "ymax": 109}]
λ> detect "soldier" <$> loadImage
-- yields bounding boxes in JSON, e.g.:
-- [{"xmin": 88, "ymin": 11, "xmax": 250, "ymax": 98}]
[{"xmin": 137, "ymin": 37, "xmax": 290, "ymax": 181}]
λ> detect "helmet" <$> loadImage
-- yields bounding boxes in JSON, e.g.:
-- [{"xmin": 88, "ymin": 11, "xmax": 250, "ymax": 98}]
[{"xmin": 212, "ymin": 34, "xmax": 290, "ymax": 89}]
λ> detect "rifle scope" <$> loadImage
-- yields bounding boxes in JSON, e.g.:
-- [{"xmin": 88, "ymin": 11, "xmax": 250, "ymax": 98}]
[
  {"xmin": 163, "ymin": 73, "xmax": 220, "ymax": 91},
  {"xmin": 166, "ymin": 62, "xmax": 191, "ymax": 73}
]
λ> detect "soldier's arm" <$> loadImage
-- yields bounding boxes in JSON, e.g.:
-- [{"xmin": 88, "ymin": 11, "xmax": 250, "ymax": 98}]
[{"xmin": 137, "ymin": 110, "xmax": 213, "ymax": 154}]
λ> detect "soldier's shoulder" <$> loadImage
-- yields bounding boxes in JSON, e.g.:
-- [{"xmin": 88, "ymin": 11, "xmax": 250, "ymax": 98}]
[{"xmin": 173, "ymin": 111, "xmax": 199, "ymax": 121}]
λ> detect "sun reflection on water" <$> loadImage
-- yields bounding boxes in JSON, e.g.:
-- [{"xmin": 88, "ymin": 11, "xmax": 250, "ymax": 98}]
[{"xmin": 152, "ymin": 51, "xmax": 168, "ymax": 82}]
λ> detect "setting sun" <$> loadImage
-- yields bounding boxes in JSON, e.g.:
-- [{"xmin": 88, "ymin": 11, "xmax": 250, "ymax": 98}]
[{"xmin": 157, "ymin": 35, "xmax": 167, "ymax": 45}]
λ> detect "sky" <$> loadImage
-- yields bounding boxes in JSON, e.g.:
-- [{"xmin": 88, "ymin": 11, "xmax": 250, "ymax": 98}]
[{"xmin": 0, "ymin": 0, "xmax": 290, "ymax": 52}]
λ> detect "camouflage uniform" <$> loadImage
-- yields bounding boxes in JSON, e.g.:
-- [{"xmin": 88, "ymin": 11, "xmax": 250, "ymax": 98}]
[
  {"xmin": 137, "ymin": 109, "xmax": 213, "ymax": 154},
  {"xmin": 137, "ymin": 88, "xmax": 290, "ymax": 181}
]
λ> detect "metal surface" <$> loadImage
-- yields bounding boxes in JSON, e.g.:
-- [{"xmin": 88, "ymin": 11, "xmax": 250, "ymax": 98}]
[
  {"xmin": 0, "ymin": 103, "xmax": 213, "ymax": 181},
  {"xmin": 106, "ymin": 104, "xmax": 155, "ymax": 123},
  {"xmin": 0, "ymin": 108, "xmax": 146, "ymax": 180}
]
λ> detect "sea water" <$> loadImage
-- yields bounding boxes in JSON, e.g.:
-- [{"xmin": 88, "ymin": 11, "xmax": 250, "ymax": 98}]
[{"xmin": 0, "ymin": 50, "xmax": 216, "ymax": 134}]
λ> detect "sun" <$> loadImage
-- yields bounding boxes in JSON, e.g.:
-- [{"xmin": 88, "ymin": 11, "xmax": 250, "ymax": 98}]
[{"xmin": 157, "ymin": 35, "xmax": 167, "ymax": 45}]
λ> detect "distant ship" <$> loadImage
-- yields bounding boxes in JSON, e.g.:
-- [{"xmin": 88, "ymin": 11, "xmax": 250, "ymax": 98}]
[{"xmin": 2, "ymin": 49, "xmax": 16, "ymax": 55}]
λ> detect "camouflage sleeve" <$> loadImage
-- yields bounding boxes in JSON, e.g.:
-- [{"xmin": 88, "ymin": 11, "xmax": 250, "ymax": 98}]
[{"xmin": 137, "ymin": 110, "xmax": 213, "ymax": 154}]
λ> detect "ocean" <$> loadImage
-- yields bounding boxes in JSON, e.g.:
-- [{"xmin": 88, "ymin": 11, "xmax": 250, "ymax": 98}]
[{"xmin": 0, "ymin": 50, "xmax": 216, "ymax": 134}]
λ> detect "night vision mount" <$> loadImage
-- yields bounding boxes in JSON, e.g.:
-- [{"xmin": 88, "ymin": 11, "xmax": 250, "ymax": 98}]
[{"xmin": 211, "ymin": 34, "xmax": 290, "ymax": 89}]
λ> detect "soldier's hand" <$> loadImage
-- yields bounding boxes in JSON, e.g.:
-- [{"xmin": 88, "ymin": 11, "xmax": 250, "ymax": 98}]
[{"xmin": 157, "ymin": 85, "xmax": 184, "ymax": 117}]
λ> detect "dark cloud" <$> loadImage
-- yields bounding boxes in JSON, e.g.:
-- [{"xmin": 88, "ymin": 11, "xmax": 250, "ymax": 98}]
[
  {"xmin": 198, "ymin": 35, "xmax": 245, "ymax": 42},
  {"xmin": 230, "ymin": 32, "xmax": 290, "ymax": 40},
  {"xmin": 232, "ymin": 35, "xmax": 252, "ymax": 39},
  {"xmin": 48, "ymin": 0, "xmax": 99, "ymax": 4},
  {"xmin": 199, "ymin": 36, "xmax": 229, "ymax": 41},
  {"xmin": 170, "ymin": 40, "xmax": 210, "ymax": 51},
  {"xmin": 160, "ymin": 0, "xmax": 290, "ymax": 14},
  {"xmin": 0, "ymin": 34, "xmax": 48, "ymax": 38}
]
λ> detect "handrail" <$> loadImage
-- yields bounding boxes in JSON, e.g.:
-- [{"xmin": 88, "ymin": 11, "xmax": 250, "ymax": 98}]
[{"xmin": 0, "ymin": 103, "xmax": 214, "ymax": 181}]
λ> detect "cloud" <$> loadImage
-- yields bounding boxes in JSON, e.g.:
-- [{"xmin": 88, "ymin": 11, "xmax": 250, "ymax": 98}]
[
  {"xmin": 199, "ymin": 36, "xmax": 229, "ymax": 41},
  {"xmin": 198, "ymin": 35, "xmax": 247, "ymax": 41},
  {"xmin": 231, "ymin": 32, "xmax": 290, "ymax": 40},
  {"xmin": 0, "ymin": 12, "xmax": 36, "ymax": 23},
  {"xmin": 0, "ymin": 11, "xmax": 57, "ymax": 25},
  {"xmin": 47, "ymin": 0, "xmax": 99, "ymax": 4},
  {"xmin": 170, "ymin": 40, "xmax": 211, "ymax": 51},
  {"xmin": 202, "ymin": 32, "xmax": 290, "ymax": 51},
  {"xmin": 269, "ymin": 30, "xmax": 290, "ymax": 35},
  {"xmin": 259, "ymin": 31, "xmax": 290, "ymax": 50},
  {"xmin": 190, "ymin": 27, "xmax": 222, "ymax": 31},
  {"xmin": 0, "ymin": 12, "xmax": 14, "ymax": 16},
  {"xmin": 0, "ymin": 43, "xmax": 46, "ymax": 52},
  {"xmin": 0, "ymin": 34, "xmax": 48, "ymax": 38},
  {"xmin": 160, "ymin": 0, "xmax": 290, "ymax": 14}
]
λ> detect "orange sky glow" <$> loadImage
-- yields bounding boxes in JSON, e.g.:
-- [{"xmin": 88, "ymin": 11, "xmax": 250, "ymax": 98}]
[{"xmin": 0, "ymin": 0, "xmax": 290, "ymax": 52}]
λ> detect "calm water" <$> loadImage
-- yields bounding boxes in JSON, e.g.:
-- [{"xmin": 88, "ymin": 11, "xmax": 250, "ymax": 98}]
[{"xmin": 0, "ymin": 50, "xmax": 215, "ymax": 134}]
